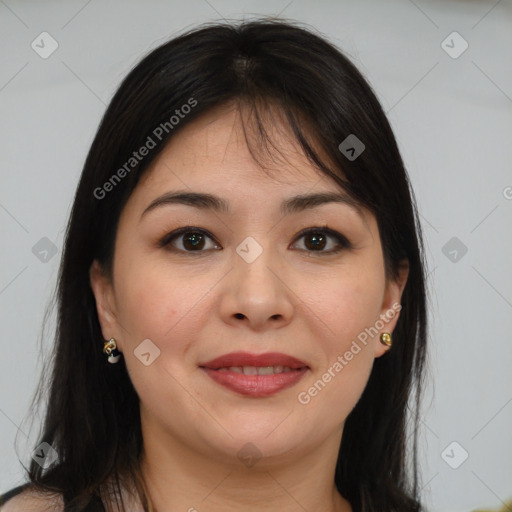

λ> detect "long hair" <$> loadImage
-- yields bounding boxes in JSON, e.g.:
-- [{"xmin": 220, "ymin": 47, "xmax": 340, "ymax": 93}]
[{"xmin": 23, "ymin": 19, "xmax": 427, "ymax": 511}]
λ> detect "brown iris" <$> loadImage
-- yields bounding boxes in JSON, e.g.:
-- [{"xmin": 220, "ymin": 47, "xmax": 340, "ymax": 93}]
[
  {"xmin": 304, "ymin": 232, "xmax": 327, "ymax": 251},
  {"xmin": 182, "ymin": 232, "xmax": 206, "ymax": 250}
]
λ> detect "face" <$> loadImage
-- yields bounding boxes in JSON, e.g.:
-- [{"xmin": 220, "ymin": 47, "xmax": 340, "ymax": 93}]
[{"xmin": 90, "ymin": 103, "xmax": 407, "ymax": 467}]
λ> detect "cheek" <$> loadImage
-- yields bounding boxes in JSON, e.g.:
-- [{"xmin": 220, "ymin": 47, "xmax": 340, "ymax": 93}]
[
  {"xmin": 296, "ymin": 262, "xmax": 385, "ymax": 351},
  {"xmin": 298, "ymin": 350, "xmax": 374, "ymax": 441},
  {"xmin": 113, "ymin": 259, "xmax": 210, "ymax": 357},
  {"xmin": 292, "ymin": 263, "xmax": 384, "ymax": 423},
  {"xmin": 295, "ymin": 301, "xmax": 377, "ymax": 436},
  {"xmin": 111, "ymin": 261, "xmax": 213, "ymax": 423}
]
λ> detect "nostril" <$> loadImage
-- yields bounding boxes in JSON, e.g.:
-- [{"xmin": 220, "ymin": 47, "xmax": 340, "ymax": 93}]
[{"xmin": 234, "ymin": 313, "xmax": 245, "ymax": 319}]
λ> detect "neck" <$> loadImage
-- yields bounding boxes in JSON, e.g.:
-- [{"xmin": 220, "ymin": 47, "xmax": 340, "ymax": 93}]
[{"xmin": 137, "ymin": 421, "xmax": 352, "ymax": 512}]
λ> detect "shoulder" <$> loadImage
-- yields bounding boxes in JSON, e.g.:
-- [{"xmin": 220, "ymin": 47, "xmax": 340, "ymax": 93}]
[{"xmin": 1, "ymin": 485, "xmax": 64, "ymax": 512}]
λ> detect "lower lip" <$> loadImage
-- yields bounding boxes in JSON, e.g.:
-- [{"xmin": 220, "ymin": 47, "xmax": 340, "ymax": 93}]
[{"xmin": 201, "ymin": 367, "xmax": 308, "ymax": 397}]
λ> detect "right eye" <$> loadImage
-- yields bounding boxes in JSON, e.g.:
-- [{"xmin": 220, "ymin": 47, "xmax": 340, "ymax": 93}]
[{"xmin": 159, "ymin": 227, "xmax": 222, "ymax": 253}]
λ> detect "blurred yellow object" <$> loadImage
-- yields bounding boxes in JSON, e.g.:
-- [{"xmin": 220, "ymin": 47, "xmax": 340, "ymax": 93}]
[{"xmin": 472, "ymin": 500, "xmax": 512, "ymax": 512}]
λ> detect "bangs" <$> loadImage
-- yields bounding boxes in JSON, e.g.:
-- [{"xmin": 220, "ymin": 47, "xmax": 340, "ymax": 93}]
[{"xmin": 222, "ymin": 95, "xmax": 364, "ymax": 210}]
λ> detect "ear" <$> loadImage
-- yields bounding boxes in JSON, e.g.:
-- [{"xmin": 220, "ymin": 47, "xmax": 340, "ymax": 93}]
[
  {"xmin": 89, "ymin": 260, "xmax": 123, "ymax": 351},
  {"xmin": 374, "ymin": 259, "xmax": 409, "ymax": 358}
]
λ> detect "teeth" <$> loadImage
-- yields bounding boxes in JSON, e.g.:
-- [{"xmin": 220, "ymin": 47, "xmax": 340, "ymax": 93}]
[
  {"xmin": 257, "ymin": 366, "xmax": 275, "ymax": 375},
  {"xmin": 216, "ymin": 366, "xmax": 298, "ymax": 375}
]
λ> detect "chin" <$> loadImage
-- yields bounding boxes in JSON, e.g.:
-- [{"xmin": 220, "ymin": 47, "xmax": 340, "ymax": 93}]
[{"xmin": 205, "ymin": 424, "xmax": 308, "ymax": 463}]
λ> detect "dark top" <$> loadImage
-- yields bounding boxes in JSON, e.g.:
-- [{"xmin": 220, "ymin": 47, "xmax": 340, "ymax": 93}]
[{"xmin": 0, "ymin": 483, "xmax": 106, "ymax": 511}]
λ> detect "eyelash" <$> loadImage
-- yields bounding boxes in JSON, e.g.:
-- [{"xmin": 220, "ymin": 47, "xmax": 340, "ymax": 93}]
[{"xmin": 158, "ymin": 226, "xmax": 352, "ymax": 255}]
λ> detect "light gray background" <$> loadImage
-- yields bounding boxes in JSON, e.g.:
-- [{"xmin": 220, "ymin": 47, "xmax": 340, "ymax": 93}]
[{"xmin": 1, "ymin": 1, "xmax": 511, "ymax": 511}]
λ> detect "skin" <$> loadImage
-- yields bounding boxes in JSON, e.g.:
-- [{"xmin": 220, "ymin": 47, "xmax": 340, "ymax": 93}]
[{"xmin": 90, "ymin": 103, "xmax": 408, "ymax": 512}]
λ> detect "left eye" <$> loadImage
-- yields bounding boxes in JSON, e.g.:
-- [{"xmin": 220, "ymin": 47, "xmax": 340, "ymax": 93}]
[{"xmin": 291, "ymin": 228, "xmax": 351, "ymax": 254}]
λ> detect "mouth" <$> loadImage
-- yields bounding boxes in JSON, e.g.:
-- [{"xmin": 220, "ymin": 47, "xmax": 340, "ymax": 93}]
[{"xmin": 199, "ymin": 352, "xmax": 309, "ymax": 397}]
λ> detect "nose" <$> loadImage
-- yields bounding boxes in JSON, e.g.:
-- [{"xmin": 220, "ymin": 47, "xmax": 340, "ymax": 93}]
[{"xmin": 218, "ymin": 249, "xmax": 294, "ymax": 332}]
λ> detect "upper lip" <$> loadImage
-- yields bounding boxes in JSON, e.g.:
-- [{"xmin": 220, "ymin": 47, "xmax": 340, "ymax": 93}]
[{"xmin": 199, "ymin": 351, "xmax": 309, "ymax": 369}]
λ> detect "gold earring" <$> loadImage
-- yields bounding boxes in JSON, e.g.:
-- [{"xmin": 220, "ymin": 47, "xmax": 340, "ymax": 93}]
[
  {"xmin": 103, "ymin": 338, "xmax": 121, "ymax": 364},
  {"xmin": 380, "ymin": 332, "xmax": 392, "ymax": 348}
]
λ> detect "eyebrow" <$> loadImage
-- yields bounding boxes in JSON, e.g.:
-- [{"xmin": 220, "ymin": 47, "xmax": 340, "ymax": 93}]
[{"xmin": 140, "ymin": 190, "xmax": 364, "ymax": 220}]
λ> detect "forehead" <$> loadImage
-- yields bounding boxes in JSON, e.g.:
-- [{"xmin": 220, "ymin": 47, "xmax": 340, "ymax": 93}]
[
  {"xmin": 139, "ymin": 102, "xmax": 334, "ymax": 193},
  {"xmin": 118, "ymin": 103, "xmax": 376, "ymax": 236},
  {"xmin": 116, "ymin": 103, "xmax": 376, "ymax": 242}
]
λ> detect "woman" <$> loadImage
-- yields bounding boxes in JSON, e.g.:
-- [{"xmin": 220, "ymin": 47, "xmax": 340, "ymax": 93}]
[{"xmin": 1, "ymin": 19, "xmax": 427, "ymax": 512}]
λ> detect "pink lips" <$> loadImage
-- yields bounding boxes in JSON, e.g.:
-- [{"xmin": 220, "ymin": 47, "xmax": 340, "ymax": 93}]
[{"xmin": 199, "ymin": 351, "xmax": 309, "ymax": 397}]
